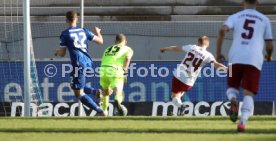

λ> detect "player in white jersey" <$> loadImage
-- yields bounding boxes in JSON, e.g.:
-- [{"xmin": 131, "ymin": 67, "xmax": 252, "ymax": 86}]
[
  {"xmin": 216, "ymin": 0, "xmax": 274, "ymax": 132},
  {"xmin": 160, "ymin": 36, "xmax": 227, "ymax": 116}
]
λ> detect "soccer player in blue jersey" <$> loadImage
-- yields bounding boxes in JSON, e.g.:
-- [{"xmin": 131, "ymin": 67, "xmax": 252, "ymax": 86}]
[{"xmin": 55, "ymin": 11, "xmax": 105, "ymax": 116}]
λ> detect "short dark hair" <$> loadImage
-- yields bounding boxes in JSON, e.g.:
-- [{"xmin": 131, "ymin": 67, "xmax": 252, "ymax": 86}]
[
  {"xmin": 66, "ymin": 11, "xmax": 78, "ymax": 23},
  {"xmin": 115, "ymin": 33, "xmax": 126, "ymax": 44},
  {"xmin": 244, "ymin": 0, "xmax": 257, "ymax": 5},
  {"xmin": 198, "ymin": 36, "xmax": 209, "ymax": 45}
]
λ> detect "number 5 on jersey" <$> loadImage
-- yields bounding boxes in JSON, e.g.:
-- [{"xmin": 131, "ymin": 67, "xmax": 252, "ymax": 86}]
[{"xmin": 242, "ymin": 19, "xmax": 256, "ymax": 39}]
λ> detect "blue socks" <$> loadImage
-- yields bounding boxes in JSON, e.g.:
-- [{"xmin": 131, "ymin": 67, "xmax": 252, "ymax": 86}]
[
  {"xmin": 84, "ymin": 86, "xmax": 98, "ymax": 103},
  {"xmin": 84, "ymin": 86, "xmax": 97, "ymax": 95},
  {"xmin": 80, "ymin": 94, "xmax": 103, "ymax": 113}
]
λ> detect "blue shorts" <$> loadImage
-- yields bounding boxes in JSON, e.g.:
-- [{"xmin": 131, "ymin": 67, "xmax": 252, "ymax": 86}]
[
  {"xmin": 70, "ymin": 59, "xmax": 93, "ymax": 90},
  {"xmin": 70, "ymin": 68, "xmax": 86, "ymax": 90}
]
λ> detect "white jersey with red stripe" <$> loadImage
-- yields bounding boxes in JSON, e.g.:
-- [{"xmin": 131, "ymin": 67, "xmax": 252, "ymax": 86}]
[
  {"xmin": 224, "ymin": 9, "xmax": 273, "ymax": 70},
  {"xmin": 173, "ymin": 45, "xmax": 215, "ymax": 86}
]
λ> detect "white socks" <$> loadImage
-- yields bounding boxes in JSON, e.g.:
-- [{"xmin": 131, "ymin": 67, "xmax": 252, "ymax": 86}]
[
  {"xmin": 240, "ymin": 95, "xmax": 254, "ymax": 124},
  {"xmin": 172, "ymin": 97, "xmax": 183, "ymax": 107},
  {"xmin": 226, "ymin": 88, "xmax": 239, "ymax": 101}
]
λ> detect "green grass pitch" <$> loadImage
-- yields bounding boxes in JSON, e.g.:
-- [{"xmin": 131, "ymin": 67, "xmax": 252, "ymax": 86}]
[{"xmin": 0, "ymin": 116, "xmax": 276, "ymax": 141}]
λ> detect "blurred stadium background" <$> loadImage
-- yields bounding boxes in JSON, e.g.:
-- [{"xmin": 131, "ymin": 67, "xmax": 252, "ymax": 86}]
[{"xmin": 0, "ymin": 0, "xmax": 276, "ymax": 117}]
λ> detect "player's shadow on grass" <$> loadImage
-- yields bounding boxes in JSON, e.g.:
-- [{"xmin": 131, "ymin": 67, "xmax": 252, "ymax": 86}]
[{"xmin": 1, "ymin": 128, "xmax": 276, "ymax": 134}]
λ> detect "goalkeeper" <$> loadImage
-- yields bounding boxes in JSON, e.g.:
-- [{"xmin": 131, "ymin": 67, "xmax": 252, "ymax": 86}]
[{"xmin": 100, "ymin": 34, "xmax": 133, "ymax": 116}]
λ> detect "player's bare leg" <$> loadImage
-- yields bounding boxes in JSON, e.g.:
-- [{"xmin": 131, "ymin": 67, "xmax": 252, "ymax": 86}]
[
  {"xmin": 172, "ymin": 92, "xmax": 186, "ymax": 116},
  {"xmin": 113, "ymin": 86, "xmax": 128, "ymax": 116},
  {"xmin": 102, "ymin": 88, "xmax": 112, "ymax": 115},
  {"xmin": 237, "ymin": 89, "xmax": 254, "ymax": 132},
  {"xmin": 226, "ymin": 88, "xmax": 239, "ymax": 122}
]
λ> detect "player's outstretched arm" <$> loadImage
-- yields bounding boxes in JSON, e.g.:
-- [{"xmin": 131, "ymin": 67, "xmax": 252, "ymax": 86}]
[
  {"xmin": 160, "ymin": 46, "xmax": 182, "ymax": 53},
  {"xmin": 211, "ymin": 60, "xmax": 228, "ymax": 72},
  {"xmin": 216, "ymin": 25, "xmax": 228, "ymax": 62},
  {"xmin": 265, "ymin": 40, "xmax": 274, "ymax": 62},
  {"xmin": 92, "ymin": 27, "xmax": 103, "ymax": 45},
  {"xmin": 55, "ymin": 48, "xmax": 67, "ymax": 57}
]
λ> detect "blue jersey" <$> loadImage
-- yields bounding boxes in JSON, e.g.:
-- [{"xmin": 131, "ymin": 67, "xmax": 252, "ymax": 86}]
[{"xmin": 60, "ymin": 26, "xmax": 95, "ymax": 67}]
